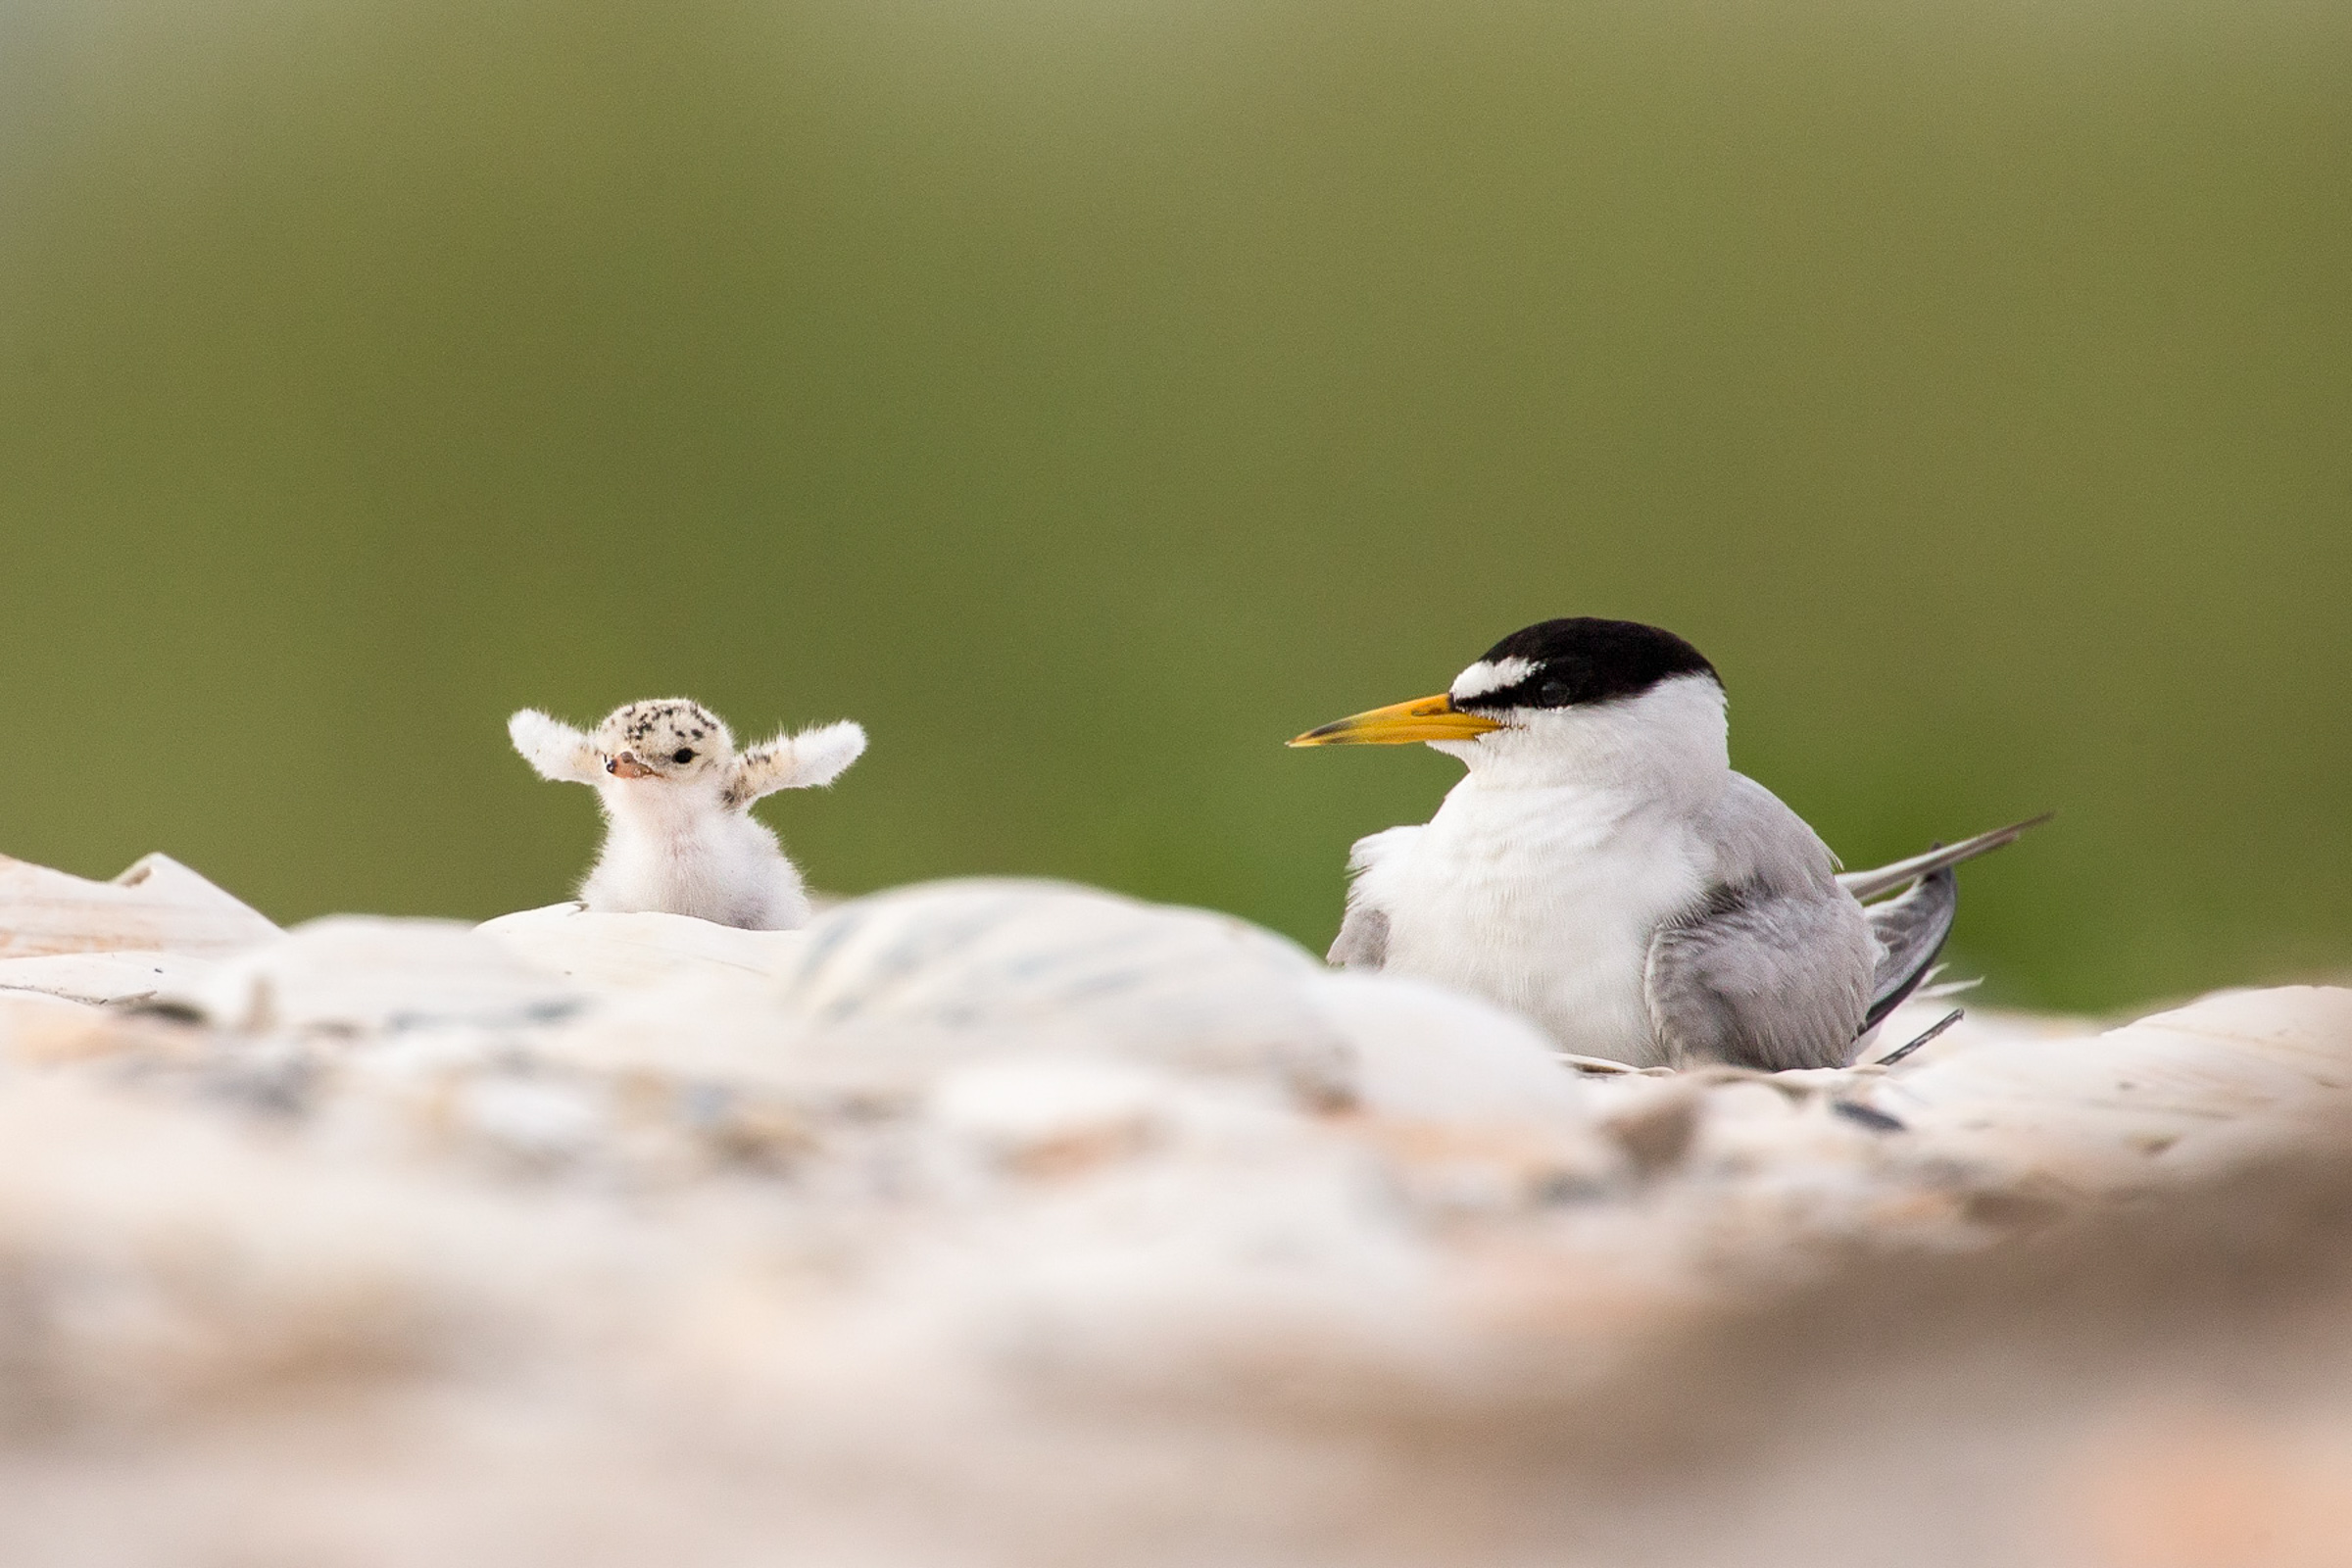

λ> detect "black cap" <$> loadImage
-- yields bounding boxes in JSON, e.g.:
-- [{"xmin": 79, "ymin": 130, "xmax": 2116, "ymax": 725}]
[{"xmin": 1451, "ymin": 618, "xmax": 1720, "ymax": 711}]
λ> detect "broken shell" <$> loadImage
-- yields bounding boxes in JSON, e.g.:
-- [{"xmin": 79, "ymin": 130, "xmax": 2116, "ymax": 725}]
[
  {"xmin": 0, "ymin": 852, "xmax": 278, "ymax": 959},
  {"xmin": 0, "ymin": 949, "xmax": 218, "ymax": 1007},
  {"xmin": 163, "ymin": 916, "xmax": 587, "ymax": 1034},
  {"xmin": 765, "ymin": 879, "xmax": 1350, "ymax": 1095},
  {"xmin": 1887, "ymin": 984, "xmax": 2352, "ymax": 1192},
  {"xmin": 478, "ymin": 903, "xmax": 807, "ymax": 991}
]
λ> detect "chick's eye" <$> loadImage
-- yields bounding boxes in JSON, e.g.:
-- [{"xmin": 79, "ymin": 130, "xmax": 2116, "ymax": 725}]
[{"xmin": 672, "ymin": 749, "xmax": 695, "ymax": 764}]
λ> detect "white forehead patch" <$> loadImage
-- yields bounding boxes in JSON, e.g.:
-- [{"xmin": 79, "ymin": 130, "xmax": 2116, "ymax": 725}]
[{"xmin": 1448, "ymin": 656, "xmax": 1537, "ymax": 703}]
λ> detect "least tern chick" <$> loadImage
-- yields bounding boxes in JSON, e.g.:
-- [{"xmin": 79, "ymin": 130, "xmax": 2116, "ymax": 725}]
[
  {"xmin": 1291, "ymin": 618, "xmax": 2046, "ymax": 1070},
  {"xmin": 509, "ymin": 698, "xmax": 865, "ymax": 930}
]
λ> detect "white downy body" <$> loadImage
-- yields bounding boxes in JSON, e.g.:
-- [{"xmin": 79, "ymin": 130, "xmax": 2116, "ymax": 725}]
[
  {"xmin": 509, "ymin": 701, "xmax": 865, "ymax": 932},
  {"xmin": 581, "ymin": 769, "xmax": 813, "ymax": 930}
]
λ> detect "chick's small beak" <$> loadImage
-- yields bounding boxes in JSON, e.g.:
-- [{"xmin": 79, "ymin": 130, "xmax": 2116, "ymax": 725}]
[
  {"xmin": 1287, "ymin": 693, "xmax": 1504, "ymax": 747},
  {"xmin": 606, "ymin": 752, "xmax": 657, "ymax": 779}
]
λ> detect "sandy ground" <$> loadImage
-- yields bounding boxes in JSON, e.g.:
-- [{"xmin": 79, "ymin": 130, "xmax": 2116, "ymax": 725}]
[{"xmin": 0, "ymin": 858, "xmax": 2347, "ymax": 1567}]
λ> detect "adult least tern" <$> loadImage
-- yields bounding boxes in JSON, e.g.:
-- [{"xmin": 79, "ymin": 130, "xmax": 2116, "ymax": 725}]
[
  {"xmin": 1290, "ymin": 618, "xmax": 2045, "ymax": 1070},
  {"xmin": 509, "ymin": 699, "xmax": 865, "ymax": 930}
]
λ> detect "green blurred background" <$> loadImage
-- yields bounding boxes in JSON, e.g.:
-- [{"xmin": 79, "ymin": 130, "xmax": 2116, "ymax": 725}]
[{"xmin": 2, "ymin": 0, "xmax": 2345, "ymax": 1011}]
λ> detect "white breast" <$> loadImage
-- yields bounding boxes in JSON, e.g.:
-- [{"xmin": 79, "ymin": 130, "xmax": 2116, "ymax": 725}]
[
  {"xmin": 585, "ymin": 788, "xmax": 811, "ymax": 930},
  {"xmin": 1361, "ymin": 777, "xmax": 1710, "ymax": 1065}
]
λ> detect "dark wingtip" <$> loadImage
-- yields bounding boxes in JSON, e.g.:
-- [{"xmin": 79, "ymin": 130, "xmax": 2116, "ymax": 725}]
[
  {"xmin": 1874, "ymin": 1006, "xmax": 1966, "ymax": 1067},
  {"xmin": 1861, "ymin": 865, "xmax": 1959, "ymax": 1031}
]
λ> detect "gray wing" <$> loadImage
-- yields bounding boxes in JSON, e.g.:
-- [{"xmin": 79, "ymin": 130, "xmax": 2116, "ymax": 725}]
[
  {"xmin": 1326, "ymin": 824, "xmax": 1417, "ymax": 970},
  {"xmin": 1862, "ymin": 864, "xmax": 1957, "ymax": 1030},
  {"xmin": 1643, "ymin": 882, "xmax": 1876, "ymax": 1071},
  {"xmin": 1327, "ymin": 906, "xmax": 1389, "ymax": 969},
  {"xmin": 1645, "ymin": 776, "xmax": 1877, "ymax": 1071}
]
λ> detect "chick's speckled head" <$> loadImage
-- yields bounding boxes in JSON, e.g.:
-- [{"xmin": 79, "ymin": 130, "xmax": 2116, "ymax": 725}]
[{"xmin": 593, "ymin": 699, "xmax": 734, "ymax": 782}]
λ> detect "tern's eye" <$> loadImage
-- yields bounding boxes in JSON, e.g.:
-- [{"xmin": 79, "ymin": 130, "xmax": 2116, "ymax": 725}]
[
  {"xmin": 672, "ymin": 748, "xmax": 695, "ymax": 764},
  {"xmin": 1538, "ymin": 678, "xmax": 1572, "ymax": 705}
]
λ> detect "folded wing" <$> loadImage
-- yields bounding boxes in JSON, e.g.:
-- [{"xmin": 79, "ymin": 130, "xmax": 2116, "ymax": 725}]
[{"xmin": 1861, "ymin": 864, "xmax": 1957, "ymax": 1032}]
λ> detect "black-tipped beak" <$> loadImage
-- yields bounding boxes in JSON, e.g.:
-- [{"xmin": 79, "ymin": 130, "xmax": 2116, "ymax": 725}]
[
  {"xmin": 1288, "ymin": 693, "xmax": 1504, "ymax": 747},
  {"xmin": 606, "ymin": 752, "xmax": 656, "ymax": 779}
]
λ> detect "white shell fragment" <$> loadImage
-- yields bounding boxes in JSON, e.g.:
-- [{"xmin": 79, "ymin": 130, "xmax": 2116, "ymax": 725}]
[
  {"xmin": 0, "ymin": 949, "xmax": 217, "ymax": 1005},
  {"xmin": 164, "ymin": 915, "xmax": 587, "ymax": 1033},
  {"xmin": 771, "ymin": 877, "xmax": 1322, "ymax": 1028},
  {"xmin": 1886, "ymin": 984, "xmax": 2352, "ymax": 1191},
  {"xmin": 478, "ymin": 902, "xmax": 808, "ymax": 990},
  {"xmin": 1301, "ymin": 970, "xmax": 1592, "ymax": 1125},
  {"xmin": 760, "ymin": 879, "xmax": 1358, "ymax": 1098},
  {"xmin": 0, "ymin": 851, "xmax": 277, "ymax": 958}
]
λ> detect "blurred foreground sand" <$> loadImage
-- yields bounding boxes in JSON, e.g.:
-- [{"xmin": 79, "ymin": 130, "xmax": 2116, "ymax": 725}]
[{"xmin": 0, "ymin": 856, "xmax": 2348, "ymax": 1567}]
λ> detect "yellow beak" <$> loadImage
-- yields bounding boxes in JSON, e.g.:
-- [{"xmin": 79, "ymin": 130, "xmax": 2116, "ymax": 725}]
[{"xmin": 1287, "ymin": 693, "xmax": 1504, "ymax": 747}]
